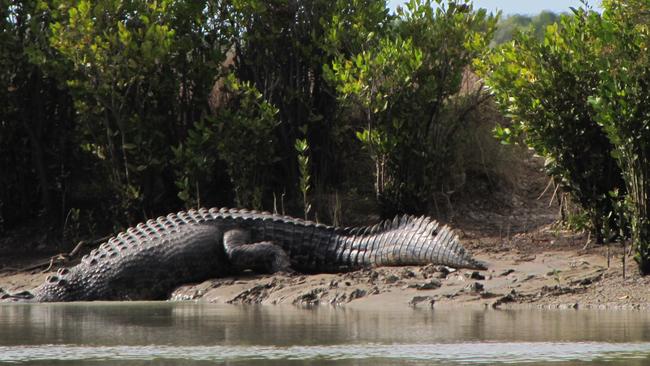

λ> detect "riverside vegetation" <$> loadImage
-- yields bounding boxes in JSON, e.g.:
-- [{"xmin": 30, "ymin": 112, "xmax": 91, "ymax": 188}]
[{"xmin": 3, "ymin": 0, "xmax": 650, "ymax": 276}]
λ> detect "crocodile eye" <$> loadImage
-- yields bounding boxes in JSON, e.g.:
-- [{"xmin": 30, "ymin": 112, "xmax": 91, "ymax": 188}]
[
  {"xmin": 47, "ymin": 275, "xmax": 59, "ymax": 283},
  {"xmin": 57, "ymin": 268, "xmax": 70, "ymax": 276}
]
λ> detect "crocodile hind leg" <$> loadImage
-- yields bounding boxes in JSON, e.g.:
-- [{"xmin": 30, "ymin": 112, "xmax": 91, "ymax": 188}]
[{"xmin": 224, "ymin": 229, "xmax": 292, "ymax": 273}]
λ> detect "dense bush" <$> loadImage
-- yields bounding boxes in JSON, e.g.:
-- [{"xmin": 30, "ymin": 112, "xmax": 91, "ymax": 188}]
[
  {"xmin": 0, "ymin": 0, "xmax": 75, "ymax": 229},
  {"xmin": 46, "ymin": 0, "xmax": 227, "ymax": 224},
  {"xmin": 492, "ymin": 11, "xmax": 561, "ymax": 45},
  {"xmin": 172, "ymin": 73, "xmax": 281, "ymax": 210},
  {"xmin": 326, "ymin": 0, "xmax": 497, "ymax": 215},
  {"xmin": 1, "ymin": 0, "xmax": 510, "ymax": 248},
  {"xmin": 482, "ymin": 1, "xmax": 650, "ymax": 273},
  {"xmin": 478, "ymin": 10, "xmax": 625, "ymax": 243},
  {"xmin": 588, "ymin": 0, "xmax": 650, "ymax": 273}
]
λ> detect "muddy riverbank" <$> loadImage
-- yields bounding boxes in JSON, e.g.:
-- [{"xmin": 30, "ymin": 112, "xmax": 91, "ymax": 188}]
[{"xmin": 1, "ymin": 156, "xmax": 648, "ymax": 309}]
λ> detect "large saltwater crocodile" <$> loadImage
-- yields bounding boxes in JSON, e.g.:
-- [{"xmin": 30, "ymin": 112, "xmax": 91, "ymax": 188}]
[{"xmin": 1, "ymin": 207, "xmax": 486, "ymax": 302}]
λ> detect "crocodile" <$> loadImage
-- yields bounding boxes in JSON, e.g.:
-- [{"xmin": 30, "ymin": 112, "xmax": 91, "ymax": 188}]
[{"xmin": 1, "ymin": 207, "xmax": 486, "ymax": 302}]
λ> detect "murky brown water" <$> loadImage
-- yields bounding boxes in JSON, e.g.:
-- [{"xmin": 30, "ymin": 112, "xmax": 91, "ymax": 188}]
[{"xmin": 1, "ymin": 302, "xmax": 650, "ymax": 365}]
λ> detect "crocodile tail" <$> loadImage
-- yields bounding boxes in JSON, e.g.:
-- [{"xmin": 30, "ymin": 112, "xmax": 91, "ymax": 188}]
[{"xmin": 342, "ymin": 215, "xmax": 486, "ymax": 270}]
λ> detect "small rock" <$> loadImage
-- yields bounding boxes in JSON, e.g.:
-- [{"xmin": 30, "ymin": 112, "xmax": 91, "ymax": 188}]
[
  {"xmin": 569, "ymin": 260, "xmax": 590, "ymax": 268},
  {"xmin": 500, "ymin": 269, "xmax": 515, "ymax": 276},
  {"xmin": 558, "ymin": 303, "xmax": 579, "ymax": 310},
  {"xmin": 439, "ymin": 266, "xmax": 452, "ymax": 275},
  {"xmin": 400, "ymin": 269, "xmax": 416, "ymax": 278},
  {"xmin": 293, "ymin": 288, "xmax": 327, "ymax": 306},
  {"xmin": 420, "ymin": 264, "xmax": 437, "ymax": 277},
  {"xmin": 479, "ymin": 291, "xmax": 499, "ymax": 299},
  {"xmin": 466, "ymin": 271, "xmax": 485, "ymax": 280},
  {"xmin": 578, "ymin": 278, "xmax": 593, "ymax": 286},
  {"xmin": 465, "ymin": 282, "xmax": 484, "ymax": 293},
  {"xmin": 383, "ymin": 275, "xmax": 400, "ymax": 284},
  {"xmin": 571, "ymin": 272, "xmax": 603, "ymax": 287},
  {"xmin": 369, "ymin": 270, "xmax": 380, "ymax": 281},
  {"xmin": 409, "ymin": 279, "xmax": 442, "ymax": 290},
  {"xmin": 170, "ymin": 292, "xmax": 192, "ymax": 301},
  {"xmin": 228, "ymin": 283, "xmax": 274, "ymax": 304},
  {"xmin": 522, "ymin": 274, "xmax": 536, "ymax": 282},
  {"xmin": 409, "ymin": 295, "xmax": 435, "ymax": 307},
  {"xmin": 330, "ymin": 292, "xmax": 347, "ymax": 305},
  {"xmin": 348, "ymin": 289, "xmax": 367, "ymax": 301},
  {"xmin": 517, "ymin": 255, "xmax": 536, "ymax": 262},
  {"xmin": 492, "ymin": 293, "xmax": 516, "ymax": 309},
  {"xmin": 433, "ymin": 266, "xmax": 452, "ymax": 279}
]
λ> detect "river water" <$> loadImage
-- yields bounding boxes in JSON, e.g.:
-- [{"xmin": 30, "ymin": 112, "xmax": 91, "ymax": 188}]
[{"xmin": 1, "ymin": 302, "xmax": 650, "ymax": 365}]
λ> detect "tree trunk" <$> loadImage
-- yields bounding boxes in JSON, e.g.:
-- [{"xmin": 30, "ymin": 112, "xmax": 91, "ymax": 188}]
[{"xmin": 22, "ymin": 70, "xmax": 53, "ymax": 219}]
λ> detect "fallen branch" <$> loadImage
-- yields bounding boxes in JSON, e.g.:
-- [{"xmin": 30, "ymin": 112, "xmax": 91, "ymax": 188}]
[
  {"xmin": 582, "ymin": 231, "xmax": 591, "ymax": 250},
  {"xmin": 18, "ymin": 235, "xmax": 111, "ymax": 273},
  {"xmin": 0, "ymin": 266, "xmax": 21, "ymax": 273},
  {"xmin": 537, "ymin": 178, "xmax": 554, "ymax": 201},
  {"xmin": 549, "ymin": 182, "xmax": 561, "ymax": 207}
]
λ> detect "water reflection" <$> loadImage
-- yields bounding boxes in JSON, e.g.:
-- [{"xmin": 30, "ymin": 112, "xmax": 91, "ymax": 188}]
[{"xmin": 1, "ymin": 303, "xmax": 650, "ymax": 365}]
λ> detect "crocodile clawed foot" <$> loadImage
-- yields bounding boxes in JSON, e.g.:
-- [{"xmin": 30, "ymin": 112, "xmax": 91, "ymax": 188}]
[
  {"xmin": 270, "ymin": 252, "xmax": 293, "ymax": 274},
  {"xmin": 0, "ymin": 289, "xmax": 34, "ymax": 302},
  {"xmin": 273, "ymin": 266, "xmax": 296, "ymax": 277}
]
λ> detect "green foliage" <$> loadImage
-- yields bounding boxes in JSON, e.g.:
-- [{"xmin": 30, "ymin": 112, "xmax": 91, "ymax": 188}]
[
  {"xmin": 327, "ymin": 0, "xmax": 497, "ymax": 214},
  {"xmin": 174, "ymin": 73, "xmax": 281, "ymax": 210},
  {"xmin": 492, "ymin": 11, "xmax": 561, "ymax": 45},
  {"xmin": 478, "ymin": 8, "xmax": 625, "ymax": 243},
  {"xmin": 45, "ymin": 0, "xmax": 226, "ymax": 221},
  {"xmin": 295, "ymin": 137, "xmax": 312, "ymax": 219},
  {"xmin": 229, "ymin": 0, "xmax": 391, "ymax": 209},
  {"xmin": 587, "ymin": 0, "xmax": 650, "ymax": 273},
  {"xmin": 171, "ymin": 116, "xmax": 221, "ymax": 208},
  {"xmin": 325, "ymin": 35, "xmax": 421, "ymax": 199},
  {"xmin": 0, "ymin": 0, "xmax": 74, "ymax": 227},
  {"xmin": 214, "ymin": 75, "xmax": 280, "ymax": 209},
  {"xmin": 483, "ymin": 0, "xmax": 650, "ymax": 273},
  {"xmin": 2, "ymin": 0, "xmax": 513, "ymax": 250}
]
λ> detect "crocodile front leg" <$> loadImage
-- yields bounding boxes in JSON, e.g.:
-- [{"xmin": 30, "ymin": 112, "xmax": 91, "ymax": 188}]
[
  {"xmin": 0, "ymin": 288, "xmax": 34, "ymax": 302},
  {"xmin": 224, "ymin": 229, "xmax": 292, "ymax": 273}
]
